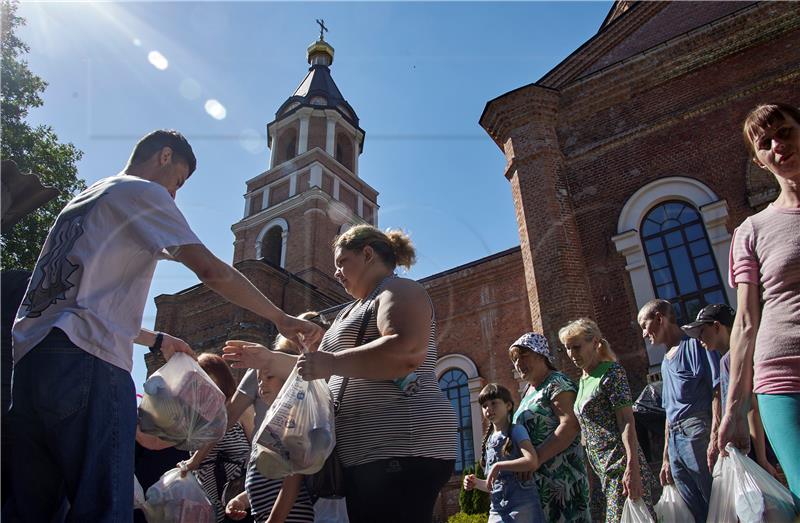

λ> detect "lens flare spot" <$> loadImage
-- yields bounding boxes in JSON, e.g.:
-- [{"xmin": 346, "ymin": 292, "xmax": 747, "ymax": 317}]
[
  {"xmin": 133, "ymin": 38, "xmax": 142, "ymax": 47},
  {"xmin": 204, "ymin": 99, "xmax": 226, "ymax": 120},
  {"xmin": 147, "ymin": 50, "xmax": 168, "ymax": 70}
]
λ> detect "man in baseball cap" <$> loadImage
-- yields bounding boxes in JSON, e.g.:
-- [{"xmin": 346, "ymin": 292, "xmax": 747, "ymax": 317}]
[
  {"xmin": 681, "ymin": 304, "xmax": 779, "ymax": 478},
  {"xmin": 681, "ymin": 304, "xmax": 735, "ymax": 342}
]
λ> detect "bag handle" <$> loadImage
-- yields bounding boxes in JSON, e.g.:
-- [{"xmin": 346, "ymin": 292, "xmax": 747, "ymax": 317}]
[{"xmin": 333, "ymin": 303, "xmax": 373, "ymax": 415}]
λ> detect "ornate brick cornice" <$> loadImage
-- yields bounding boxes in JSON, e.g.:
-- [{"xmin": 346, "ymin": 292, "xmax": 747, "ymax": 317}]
[{"xmin": 479, "ymin": 85, "xmax": 560, "ymax": 151}]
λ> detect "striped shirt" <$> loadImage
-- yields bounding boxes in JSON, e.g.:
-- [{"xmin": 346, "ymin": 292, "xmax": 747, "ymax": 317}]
[
  {"xmin": 245, "ymin": 458, "xmax": 314, "ymax": 522},
  {"xmin": 321, "ymin": 275, "xmax": 458, "ymax": 468},
  {"xmin": 196, "ymin": 423, "xmax": 251, "ymax": 523}
]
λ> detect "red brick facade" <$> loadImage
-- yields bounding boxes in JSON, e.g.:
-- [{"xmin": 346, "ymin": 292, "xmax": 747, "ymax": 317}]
[{"xmin": 481, "ymin": 1, "xmax": 800, "ymax": 392}]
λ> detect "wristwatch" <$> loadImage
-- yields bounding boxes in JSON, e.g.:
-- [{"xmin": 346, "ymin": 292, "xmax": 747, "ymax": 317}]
[{"xmin": 149, "ymin": 332, "xmax": 164, "ymax": 353}]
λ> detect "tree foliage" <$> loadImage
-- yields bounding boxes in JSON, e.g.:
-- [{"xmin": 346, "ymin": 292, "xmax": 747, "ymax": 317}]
[{"xmin": 1, "ymin": 0, "xmax": 85, "ymax": 270}]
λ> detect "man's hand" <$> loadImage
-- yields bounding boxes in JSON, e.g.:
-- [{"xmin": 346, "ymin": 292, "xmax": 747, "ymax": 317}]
[
  {"xmin": 659, "ymin": 460, "xmax": 673, "ymax": 486},
  {"xmin": 707, "ymin": 437, "xmax": 720, "ymax": 472},
  {"xmin": 222, "ymin": 340, "xmax": 272, "ymax": 369},
  {"xmin": 717, "ymin": 412, "xmax": 750, "ymax": 457},
  {"xmin": 275, "ymin": 314, "xmax": 323, "ymax": 351},
  {"xmin": 161, "ymin": 333, "xmax": 196, "ymax": 361},
  {"xmin": 297, "ymin": 351, "xmax": 335, "ymax": 381}
]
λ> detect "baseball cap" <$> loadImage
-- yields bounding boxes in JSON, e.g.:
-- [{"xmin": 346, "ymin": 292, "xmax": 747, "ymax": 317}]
[{"xmin": 681, "ymin": 303, "xmax": 735, "ymax": 338}]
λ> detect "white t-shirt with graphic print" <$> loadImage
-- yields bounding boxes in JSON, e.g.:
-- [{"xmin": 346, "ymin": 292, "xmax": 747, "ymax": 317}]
[{"xmin": 12, "ymin": 175, "xmax": 201, "ymax": 372}]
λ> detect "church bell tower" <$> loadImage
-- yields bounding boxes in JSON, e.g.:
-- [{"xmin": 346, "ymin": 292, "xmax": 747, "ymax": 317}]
[{"xmin": 231, "ymin": 24, "xmax": 379, "ymax": 298}]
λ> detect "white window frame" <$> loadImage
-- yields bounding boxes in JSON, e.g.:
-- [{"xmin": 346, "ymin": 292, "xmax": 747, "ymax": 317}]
[
  {"xmin": 255, "ymin": 217, "xmax": 289, "ymax": 268},
  {"xmin": 612, "ymin": 177, "xmax": 734, "ymax": 368},
  {"xmin": 436, "ymin": 354, "xmax": 483, "ymax": 470}
]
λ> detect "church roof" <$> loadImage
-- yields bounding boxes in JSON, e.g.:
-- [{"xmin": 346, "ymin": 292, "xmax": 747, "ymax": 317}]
[{"xmin": 273, "ymin": 59, "xmax": 360, "ymax": 129}]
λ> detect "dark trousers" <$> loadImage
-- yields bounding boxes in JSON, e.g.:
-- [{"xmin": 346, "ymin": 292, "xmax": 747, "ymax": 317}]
[
  {"xmin": 344, "ymin": 457, "xmax": 454, "ymax": 523},
  {"xmin": 6, "ymin": 333, "xmax": 136, "ymax": 523}
]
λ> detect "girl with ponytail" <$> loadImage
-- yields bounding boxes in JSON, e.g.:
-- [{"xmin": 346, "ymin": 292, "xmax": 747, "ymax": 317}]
[
  {"xmin": 559, "ymin": 318, "xmax": 656, "ymax": 523},
  {"xmin": 464, "ymin": 383, "xmax": 545, "ymax": 523}
]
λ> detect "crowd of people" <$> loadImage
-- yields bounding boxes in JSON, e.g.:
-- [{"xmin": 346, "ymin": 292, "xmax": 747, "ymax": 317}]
[{"xmin": 2, "ymin": 102, "xmax": 798, "ymax": 523}]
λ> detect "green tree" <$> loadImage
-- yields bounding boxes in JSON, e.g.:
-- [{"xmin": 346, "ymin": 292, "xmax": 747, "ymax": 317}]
[{"xmin": 1, "ymin": 0, "xmax": 84, "ymax": 270}]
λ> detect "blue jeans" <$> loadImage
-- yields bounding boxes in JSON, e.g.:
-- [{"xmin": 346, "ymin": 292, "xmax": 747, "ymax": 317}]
[
  {"xmin": 668, "ymin": 414, "xmax": 713, "ymax": 523},
  {"xmin": 6, "ymin": 333, "xmax": 136, "ymax": 522},
  {"xmin": 488, "ymin": 477, "xmax": 547, "ymax": 523}
]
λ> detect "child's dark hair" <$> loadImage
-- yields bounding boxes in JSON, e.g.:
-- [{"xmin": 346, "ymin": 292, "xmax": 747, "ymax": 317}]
[{"xmin": 478, "ymin": 383, "xmax": 515, "ymax": 469}]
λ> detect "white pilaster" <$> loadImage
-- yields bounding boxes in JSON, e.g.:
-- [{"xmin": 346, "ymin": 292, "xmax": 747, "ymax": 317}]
[
  {"xmin": 326, "ymin": 119, "xmax": 336, "ymax": 155},
  {"xmin": 298, "ymin": 116, "xmax": 309, "ymax": 154},
  {"xmin": 289, "ymin": 173, "xmax": 297, "ymax": 197},
  {"xmin": 262, "ymin": 187, "xmax": 270, "ymax": 210},
  {"xmin": 333, "ymin": 178, "xmax": 340, "ymax": 200},
  {"xmin": 310, "ymin": 164, "xmax": 323, "ymax": 188}
]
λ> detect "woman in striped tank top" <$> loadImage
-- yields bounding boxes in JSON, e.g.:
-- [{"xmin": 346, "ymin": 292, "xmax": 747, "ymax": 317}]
[
  {"xmin": 298, "ymin": 225, "xmax": 457, "ymax": 522},
  {"xmin": 224, "ymin": 225, "xmax": 458, "ymax": 523}
]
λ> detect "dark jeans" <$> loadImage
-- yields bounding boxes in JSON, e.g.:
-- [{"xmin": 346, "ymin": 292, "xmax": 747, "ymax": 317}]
[
  {"xmin": 343, "ymin": 457, "xmax": 454, "ymax": 523},
  {"xmin": 668, "ymin": 414, "xmax": 713, "ymax": 523},
  {"xmin": 6, "ymin": 332, "xmax": 136, "ymax": 522}
]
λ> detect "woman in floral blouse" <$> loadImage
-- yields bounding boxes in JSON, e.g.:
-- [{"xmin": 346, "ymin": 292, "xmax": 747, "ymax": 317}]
[
  {"xmin": 509, "ymin": 333, "xmax": 591, "ymax": 523},
  {"xmin": 559, "ymin": 318, "xmax": 656, "ymax": 523}
]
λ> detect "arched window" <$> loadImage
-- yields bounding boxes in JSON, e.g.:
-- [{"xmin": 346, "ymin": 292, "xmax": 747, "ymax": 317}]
[
  {"xmin": 438, "ymin": 369, "xmax": 474, "ymax": 473},
  {"xmin": 261, "ymin": 226, "xmax": 283, "ymax": 267},
  {"xmin": 255, "ymin": 218, "xmax": 288, "ymax": 268},
  {"xmin": 275, "ymin": 128, "xmax": 297, "ymax": 164},
  {"xmin": 641, "ymin": 201, "xmax": 728, "ymax": 326},
  {"xmin": 335, "ymin": 133, "xmax": 354, "ymax": 172}
]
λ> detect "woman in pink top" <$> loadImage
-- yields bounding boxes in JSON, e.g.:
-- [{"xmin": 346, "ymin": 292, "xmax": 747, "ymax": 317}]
[{"xmin": 718, "ymin": 103, "xmax": 800, "ymax": 499}]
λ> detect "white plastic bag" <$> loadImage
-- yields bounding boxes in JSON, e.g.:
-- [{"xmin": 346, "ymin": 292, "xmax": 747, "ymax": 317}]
[
  {"xmin": 253, "ymin": 365, "xmax": 335, "ymax": 479},
  {"xmin": 727, "ymin": 444, "xmax": 797, "ymax": 523},
  {"xmin": 621, "ymin": 497, "xmax": 655, "ymax": 523},
  {"xmin": 707, "ymin": 453, "xmax": 737, "ymax": 523},
  {"xmin": 655, "ymin": 484, "xmax": 693, "ymax": 523},
  {"xmin": 144, "ymin": 468, "xmax": 214, "ymax": 523},
  {"xmin": 133, "ymin": 474, "xmax": 146, "ymax": 511},
  {"xmin": 138, "ymin": 353, "xmax": 227, "ymax": 450}
]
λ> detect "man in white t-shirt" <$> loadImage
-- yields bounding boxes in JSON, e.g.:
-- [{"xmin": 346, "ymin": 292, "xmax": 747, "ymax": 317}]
[{"xmin": 7, "ymin": 130, "xmax": 321, "ymax": 523}]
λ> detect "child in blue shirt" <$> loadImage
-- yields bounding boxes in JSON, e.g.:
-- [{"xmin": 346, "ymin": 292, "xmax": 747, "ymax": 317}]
[{"xmin": 464, "ymin": 383, "xmax": 546, "ymax": 523}]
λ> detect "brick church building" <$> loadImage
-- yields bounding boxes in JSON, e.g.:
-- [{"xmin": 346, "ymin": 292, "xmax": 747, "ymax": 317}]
[{"xmin": 152, "ymin": 2, "xmax": 799, "ymax": 519}]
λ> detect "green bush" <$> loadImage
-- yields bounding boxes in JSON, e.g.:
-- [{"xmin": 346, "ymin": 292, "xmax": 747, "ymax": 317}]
[
  {"xmin": 447, "ymin": 512, "xmax": 489, "ymax": 523},
  {"xmin": 458, "ymin": 462, "xmax": 490, "ymax": 514}
]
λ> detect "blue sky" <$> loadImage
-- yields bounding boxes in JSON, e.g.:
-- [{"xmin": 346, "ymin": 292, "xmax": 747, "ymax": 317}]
[{"xmin": 18, "ymin": 1, "xmax": 612, "ymax": 390}]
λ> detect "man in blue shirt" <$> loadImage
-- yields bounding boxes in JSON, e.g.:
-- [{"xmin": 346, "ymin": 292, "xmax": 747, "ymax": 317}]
[{"xmin": 638, "ymin": 299, "xmax": 720, "ymax": 523}]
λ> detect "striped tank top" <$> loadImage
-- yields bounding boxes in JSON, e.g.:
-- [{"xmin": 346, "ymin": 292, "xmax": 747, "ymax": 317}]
[{"xmin": 321, "ymin": 275, "xmax": 458, "ymax": 468}]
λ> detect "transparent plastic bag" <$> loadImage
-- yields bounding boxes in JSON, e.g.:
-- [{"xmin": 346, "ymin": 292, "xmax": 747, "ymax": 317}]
[
  {"xmin": 144, "ymin": 468, "xmax": 214, "ymax": 523},
  {"xmin": 726, "ymin": 444, "xmax": 797, "ymax": 523},
  {"xmin": 253, "ymin": 365, "xmax": 335, "ymax": 479},
  {"xmin": 621, "ymin": 497, "xmax": 655, "ymax": 523},
  {"xmin": 655, "ymin": 484, "xmax": 693, "ymax": 523},
  {"xmin": 707, "ymin": 453, "xmax": 737, "ymax": 523},
  {"xmin": 138, "ymin": 353, "xmax": 227, "ymax": 450}
]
